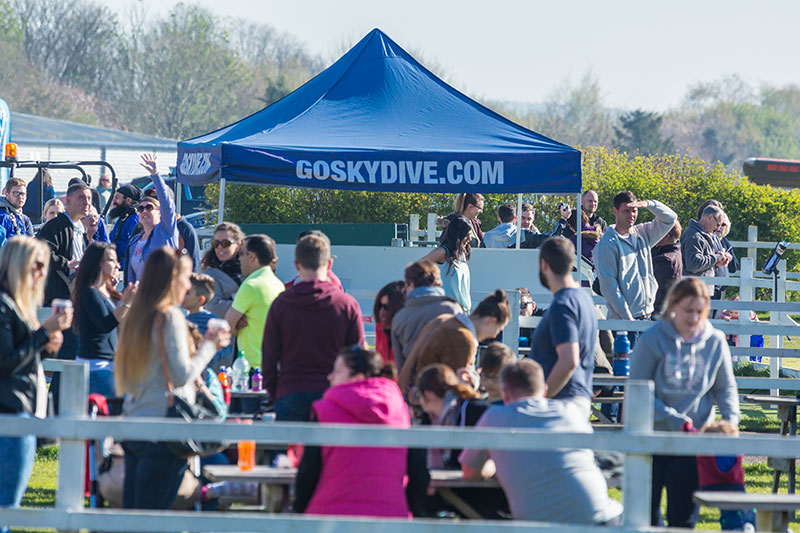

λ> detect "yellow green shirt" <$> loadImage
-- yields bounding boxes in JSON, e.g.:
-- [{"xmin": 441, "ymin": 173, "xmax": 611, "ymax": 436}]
[{"xmin": 231, "ymin": 266, "xmax": 285, "ymax": 367}]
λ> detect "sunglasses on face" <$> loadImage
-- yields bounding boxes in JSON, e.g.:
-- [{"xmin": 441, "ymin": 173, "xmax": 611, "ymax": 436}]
[
  {"xmin": 520, "ymin": 300, "xmax": 532, "ymax": 309},
  {"xmin": 378, "ymin": 302, "xmax": 390, "ymax": 311},
  {"xmin": 136, "ymin": 204, "xmax": 156, "ymax": 213},
  {"xmin": 32, "ymin": 261, "xmax": 45, "ymax": 273},
  {"xmin": 214, "ymin": 239, "xmax": 235, "ymax": 249}
]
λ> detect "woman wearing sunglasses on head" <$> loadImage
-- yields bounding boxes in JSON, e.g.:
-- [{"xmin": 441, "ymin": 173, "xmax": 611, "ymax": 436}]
[
  {"xmin": 199, "ymin": 222, "xmax": 245, "ymax": 317},
  {"xmin": 124, "ymin": 154, "xmax": 179, "ymax": 285}
]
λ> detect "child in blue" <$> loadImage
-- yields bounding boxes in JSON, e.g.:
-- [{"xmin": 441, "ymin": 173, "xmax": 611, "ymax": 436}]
[
  {"xmin": 183, "ymin": 273, "xmax": 231, "ymax": 371},
  {"xmin": 697, "ymin": 420, "xmax": 755, "ymax": 531}
]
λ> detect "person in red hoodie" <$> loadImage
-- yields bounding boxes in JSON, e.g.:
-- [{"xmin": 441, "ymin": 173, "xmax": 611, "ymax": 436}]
[
  {"xmin": 262, "ymin": 233, "xmax": 364, "ymax": 422},
  {"xmin": 293, "ymin": 346, "xmax": 428, "ymax": 517}
]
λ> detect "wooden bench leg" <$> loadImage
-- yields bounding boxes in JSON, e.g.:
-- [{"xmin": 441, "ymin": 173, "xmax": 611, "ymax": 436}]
[
  {"xmin": 437, "ymin": 487, "xmax": 483, "ymax": 519},
  {"xmin": 756, "ymin": 509, "xmax": 790, "ymax": 532}
]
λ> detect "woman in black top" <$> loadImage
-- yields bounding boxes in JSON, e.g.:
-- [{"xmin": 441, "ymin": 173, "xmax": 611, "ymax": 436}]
[
  {"xmin": 0, "ymin": 236, "xmax": 72, "ymax": 512},
  {"xmin": 72, "ymin": 242, "xmax": 137, "ymax": 397},
  {"xmin": 199, "ymin": 222, "xmax": 244, "ymax": 317}
]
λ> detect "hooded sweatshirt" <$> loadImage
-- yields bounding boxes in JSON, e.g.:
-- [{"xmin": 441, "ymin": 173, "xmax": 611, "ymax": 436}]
[
  {"xmin": 0, "ymin": 196, "xmax": 34, "ymax": 239},
  {"xmin": 305, "ymin": 378, "xmax": 411, "ymax": 517},
  {"xmin": 630, "ymin": 319, "xmax": 739, "ymax": 432},
  {"xmin": 262, "ymin": 279, "xmax": 364, "ymax": 400},
  {"xmin": 483, "ymin": 222, "xmax": 518, "ymax": 249},
  {"xmin": 594, "ymin": 200, "xmax": 677, "ymax": 320}
]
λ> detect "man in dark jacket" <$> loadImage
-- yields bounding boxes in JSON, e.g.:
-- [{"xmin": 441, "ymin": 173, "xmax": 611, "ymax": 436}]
[
  {"xmin": 681, "ymin": 205, "xmax": 731, "ymax": 289},
  {"xmin": 262, "ymin": 233, "xmax": 364, "ymax": 422},
  {"xmin": 391, "ymin": 260, "xmax": 463, "ymax": 372},
  {"xmin": 581, "ymin": 190, "xmax": 608, "ymax": 233},
  {"xmin": 652, "ymin": 222, "xmax": 683, "ymax": 317},
  {"xmin": 108, "ymin": 184, "xmax": 142, "ymax": 272},
  {"xmin": 37, "ymin": 182, "xmax": 93, "ymax": 305}
]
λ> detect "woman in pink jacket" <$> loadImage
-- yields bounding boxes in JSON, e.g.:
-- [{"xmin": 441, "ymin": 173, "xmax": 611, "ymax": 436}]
[{"xmin": 293, "ymin": 346, "xmax": 428, "ymax": 517}]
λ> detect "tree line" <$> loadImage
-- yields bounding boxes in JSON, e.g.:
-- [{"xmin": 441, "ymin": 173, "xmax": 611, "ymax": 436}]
[{"xmin": 2, "ymin": 0, "xmax": 799, "ymax": 170}]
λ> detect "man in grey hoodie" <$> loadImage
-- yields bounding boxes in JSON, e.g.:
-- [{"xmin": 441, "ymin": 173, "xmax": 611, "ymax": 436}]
[
  {"xmin": 594, "ymin": 190, "xmax": 677, "ymax": 346},
  {"xmin": 483, "ymin": 203, "xmax": 518, "ymax": 249},
  {"xmin": 0, "ymin": 178, "xmax": 34, "ymax": 242},
  {"xmin": 391, "ymin": 260, "xmax": 463, "ymax": 372}
]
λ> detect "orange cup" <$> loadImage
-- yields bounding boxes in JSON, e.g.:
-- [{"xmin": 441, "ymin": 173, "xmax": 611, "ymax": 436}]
[{"xmin": 238, "ymin": 440, "xmax": 256, "ymax": 471}]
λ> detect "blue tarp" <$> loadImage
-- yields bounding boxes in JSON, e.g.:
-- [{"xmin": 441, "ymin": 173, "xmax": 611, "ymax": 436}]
[{"xmin": 177, "ymin": 29, "xmax": 581, "ymax": 194}]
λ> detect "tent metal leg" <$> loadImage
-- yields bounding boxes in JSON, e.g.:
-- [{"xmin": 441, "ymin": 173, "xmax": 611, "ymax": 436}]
[
  {"xmin": 515, "ymin": 193, "xmax": 522, "ymax": 249},
  {"xmin": 218, "ymin": 178, "xmax": 226, "ymax": 224}
]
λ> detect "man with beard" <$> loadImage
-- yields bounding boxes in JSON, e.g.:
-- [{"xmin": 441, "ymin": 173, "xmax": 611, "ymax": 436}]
[
  {"xmin": 581, "ymin": 190, "xmax": 608, "ymax": 233},
  {"xmin": 108, "ymin": 184, "xmax": 143, "ymax": 272},
  {"xmin": 530, "ymin": 237, "xmax": 598, "ymax": 415}
]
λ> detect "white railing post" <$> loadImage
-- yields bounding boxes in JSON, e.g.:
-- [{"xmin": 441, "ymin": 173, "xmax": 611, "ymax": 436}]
[
  {"xmin": 409, "ymin": 214, "xmax": 420, "ymax": 244},
  {"xmin": 504, "ymin": 290, "xmax": 520, "ymax": 358},
  {"xmin": 56, "ymin": 360, "xmax": 88, "ymax": 517},
  {"xmin": 426, "ymin": 213, "xmax": 438, "ymax": 243},
  {"xmin": 622, "ymin": 380, "xmax": 654, "ymax": 529},
  {"xmin": 770, "ymin": 259, "xmax": 787, "ymax": 395},
  {"xmin": 747, "ymin": 225, "xmax": 758, "ymax": 264},
  {"xmin": 739, "ymin": 257, "xmax": 755, "ymax": 360}
]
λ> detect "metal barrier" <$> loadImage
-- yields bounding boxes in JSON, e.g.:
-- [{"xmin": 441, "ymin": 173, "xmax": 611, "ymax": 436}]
[{"xmin": 2, "ymin": 362, "xmax": 798, "ymax": 532}]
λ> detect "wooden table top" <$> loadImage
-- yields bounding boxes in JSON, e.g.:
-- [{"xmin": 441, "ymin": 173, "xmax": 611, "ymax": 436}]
[{"xmin": 695, "ymin": 491, "xmax": 800, "ymax": 511}]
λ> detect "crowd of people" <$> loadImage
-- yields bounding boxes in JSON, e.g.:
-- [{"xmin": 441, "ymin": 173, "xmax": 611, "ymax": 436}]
[{"xmin": 0, "ymin": 163, "xmax": 755, "ymax": 529}]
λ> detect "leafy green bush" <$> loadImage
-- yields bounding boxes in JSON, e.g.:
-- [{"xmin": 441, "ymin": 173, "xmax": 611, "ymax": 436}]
[{"xmin": 206, "ymin": 146, "xmax": 800, "ymax": 272}]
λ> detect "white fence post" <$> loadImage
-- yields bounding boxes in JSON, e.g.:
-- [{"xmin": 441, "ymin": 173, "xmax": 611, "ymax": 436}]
[
  {"xmin": 504, "ymin": 290, "xmax": 520, "ymax": 358},
  {"xmin": 739, "ymin": 257, "xmax": 755, "ymax": 359},
  {"xmin": 56, "ymin": 361, "xmax": 88, "ymax": 516},
  {"xmin": 409, "ymin": 214, "xmax": 420, "ymax": 244},
  {"xmin": 747, "ymin": 225, "xmax": 758, "ymax": 264},
  {"xmin": 426, "ymin": 213, "xmax": 438, "ymax": 243},
  {"xmin": 622, "ymin": 380, "xmax": 654, "ymax": 529}
]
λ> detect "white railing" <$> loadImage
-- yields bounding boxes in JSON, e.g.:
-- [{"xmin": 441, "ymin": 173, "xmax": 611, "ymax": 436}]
[{"xmin": 2, "ymin": 361, "xmax": 799, "ymax": 533}]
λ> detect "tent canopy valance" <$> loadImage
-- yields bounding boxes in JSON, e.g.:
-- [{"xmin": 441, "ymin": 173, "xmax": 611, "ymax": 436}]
[{"xmin": 177, "ymin": 28, "xmax": 581, "ymax": 194}]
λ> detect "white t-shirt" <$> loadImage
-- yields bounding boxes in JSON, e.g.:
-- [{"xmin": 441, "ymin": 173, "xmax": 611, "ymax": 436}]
[{"xmin": 69, "ymin": 214, "xmax": 86, "ymax": 264}]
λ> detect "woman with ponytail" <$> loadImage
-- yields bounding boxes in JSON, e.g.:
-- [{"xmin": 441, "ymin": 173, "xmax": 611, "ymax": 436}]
[
  {"xmin": 415, "ymin": 363, "xmax": 509, "ymax": 519},
  {"xmin": 398, "ymin": 289, "xmax": 510, "ymax": 393}
]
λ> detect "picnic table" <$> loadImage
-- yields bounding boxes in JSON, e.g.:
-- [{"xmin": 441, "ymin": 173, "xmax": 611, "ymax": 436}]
[
  {"xmin": 694, "ymin": 491, "xmax": 800, "ymax": 532},
  {"xmin": 202, "ymin": 464, "xmax": 499, "ymax": 518},
  {"xmin": 743, "ymin": 394, "xmax": 798, "ymax": 497}
]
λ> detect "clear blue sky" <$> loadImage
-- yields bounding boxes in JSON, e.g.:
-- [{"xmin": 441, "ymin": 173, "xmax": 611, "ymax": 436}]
[{"xmin": 108, "ymin": 0, "xmax": 800, "ymax": 111}]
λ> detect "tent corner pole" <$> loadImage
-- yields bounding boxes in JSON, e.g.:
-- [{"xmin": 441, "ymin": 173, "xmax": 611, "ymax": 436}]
[
  {"xmin": 576, "ymin": 191, "xmax": 582, "ymax": 285},
  {"xmin": 515, "ymin": 193, "xmax": 522, "ymax": 249},
  {"xmin": 218, "ymin": 178, "xmax": 226, "ymax": 224}
]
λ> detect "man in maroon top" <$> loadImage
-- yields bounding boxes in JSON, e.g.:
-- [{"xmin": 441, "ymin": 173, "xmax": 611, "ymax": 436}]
[{"xmin": 262, "ymin": 233, "xmax": 364, "ymax": 422}]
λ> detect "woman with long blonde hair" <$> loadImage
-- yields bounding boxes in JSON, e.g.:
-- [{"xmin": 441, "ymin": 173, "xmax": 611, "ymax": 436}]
[
  {"xmin": 0, "ymin": 236, "xmax": 72, "ymax": 513},
  {"xmin": 115, "ymin": 246, "xmax": 229, "ymax": 510}
]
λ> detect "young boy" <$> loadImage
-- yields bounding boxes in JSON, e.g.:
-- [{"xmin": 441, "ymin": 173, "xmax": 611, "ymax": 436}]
[
  {"xmin": 697, "ymin": 420, "xmax": 755, "ymax": 531},
  {"xmin": 183, "ymin": 273, "xmax": 229, "ymax": 370},
  {"xmin": 183, "ymin": 273, "xmax": 217, "ymax": 334}
]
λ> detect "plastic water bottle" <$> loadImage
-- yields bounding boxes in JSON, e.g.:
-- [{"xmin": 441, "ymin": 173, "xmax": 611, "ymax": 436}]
[
  {"xmin": 231, "ymin": 351, "xmax": 251, "ymax": 392},
  {"xmin": 251, "ymin": 368, "xmax": 263, "ymax": 392},
  {"xmin": 612, "ymin": 332, "xmax": 630, "ymax": 377}
]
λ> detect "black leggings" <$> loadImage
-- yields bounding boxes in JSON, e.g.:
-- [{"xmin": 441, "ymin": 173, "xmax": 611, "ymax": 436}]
[{"xmin": 651, "ymin": 455, "xmax": 699, "ymax": 528}]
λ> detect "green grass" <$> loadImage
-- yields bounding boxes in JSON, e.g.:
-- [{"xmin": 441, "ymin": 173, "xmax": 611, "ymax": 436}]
[{"xmin": 17, "ymin": 445, "xmax": 58, "ymax": 533}]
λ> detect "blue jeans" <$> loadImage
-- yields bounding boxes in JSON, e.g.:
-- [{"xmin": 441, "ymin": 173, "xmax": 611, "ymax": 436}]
[
  {"xmin": 122, "ymin": 441, "xmax": 188, "ymax": 509},
  {"xmin": 274, "ymin": 392, "xmax": 322, "ymax": 422},
  {"xmin": 89, "ymin": 368, "xmax": 116, "ymax": 398},
  {"xmin": 0, "ymin": 415, "xmax": 36, "ymax": 516}
]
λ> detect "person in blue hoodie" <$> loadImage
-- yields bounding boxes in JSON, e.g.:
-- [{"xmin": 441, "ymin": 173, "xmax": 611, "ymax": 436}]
[
  {"xmin": 482, "ymin": 203, "xmax": 519, "ymax": 249},
  {"xmin": 0, "ymin": 178, "xmax": 35, "ymax": 241},
  {"xmin": 125, "ymin": 154, "xmax": 179, "ymax": 285}
]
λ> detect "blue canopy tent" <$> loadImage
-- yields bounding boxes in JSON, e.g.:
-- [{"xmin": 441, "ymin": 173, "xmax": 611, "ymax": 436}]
[{"xmin": 177, "ymin": 28, "xmax": 582, "ymax": 251}]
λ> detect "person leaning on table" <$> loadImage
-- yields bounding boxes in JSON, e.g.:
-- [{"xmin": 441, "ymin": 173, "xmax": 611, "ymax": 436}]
[
  {"xmin": 0, "ymin": 237, "xmax": 73, "ymax": 519},
  {"xmin": 630, "ymin": 277, "xmax": 739, "ymax": 529}
]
